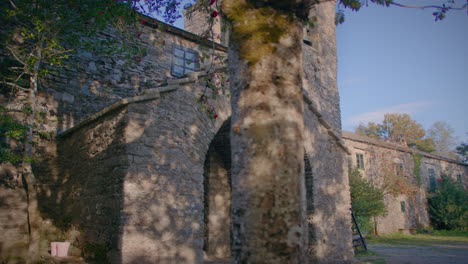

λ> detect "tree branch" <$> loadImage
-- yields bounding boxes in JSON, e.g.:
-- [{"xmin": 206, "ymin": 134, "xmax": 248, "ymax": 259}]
[
  {"xmin": 5, "ymin": 46, "xmax": 27, "ymax": 67},
  {"xmin": 1, "ymin": 81, "xmax": 30, "ymax": 91},
  {"xmin": 9, "ymin": 0, "xmax": 18, "ymax": 10},
  {"xmin": 389, "ymin": 1, "xmax": 468, "ymax": 11}
]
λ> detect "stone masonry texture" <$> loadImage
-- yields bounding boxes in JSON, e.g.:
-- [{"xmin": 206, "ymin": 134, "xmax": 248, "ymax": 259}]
[
  {"xmin": 0, "ymin": 4, "xmax": 430, "ymax": 264},
  {"xmin": 343, "ymin": 131, "xmax": 467, "ymax": 235}
]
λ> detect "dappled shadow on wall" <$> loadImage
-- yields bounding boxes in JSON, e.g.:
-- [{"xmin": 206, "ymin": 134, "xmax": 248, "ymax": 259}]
[{"xmin": 32, "ymin": 86, "xmax": 230, "ymax": 263}]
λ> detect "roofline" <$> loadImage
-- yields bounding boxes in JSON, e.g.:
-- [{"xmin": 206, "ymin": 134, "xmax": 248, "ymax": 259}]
[
  {"xmin": 140, "ymin": 13, "xmax": 228, "ymax": 53},
  {"xmin": 342, "ymin": 131, "xmax": 467, "ymax": 167}
]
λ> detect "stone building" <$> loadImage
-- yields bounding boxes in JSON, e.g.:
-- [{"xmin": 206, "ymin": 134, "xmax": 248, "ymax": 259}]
[
  {"xmin": 343, "ymin": 131, "xmax": 467, "ymax": 235},
  {"xmin": 0, "ymin": 3, "xmax": 357, "ymax": 264}
]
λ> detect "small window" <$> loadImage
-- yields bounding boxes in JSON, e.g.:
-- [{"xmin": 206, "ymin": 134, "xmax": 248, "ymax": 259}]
[
  {"xmin": 171, "ymin": 45, "xmax": 199, "ymax": 77},
  {"xmin": 356, "ymin": 153, "xmax": 365, "ymax": 170},
  {"xmin": 428, "ymin": 168, "xmax": 436, "ymax": 192},
  {"xmin": 457, "ymin": 174, "xmax": 462, "ymax": 184},
  {"xmin": 400, "ymin": 201, "xmax": 406, "ymax": 212},
  {"xmin": 395, "ymin": 163, "xmax": 403, "ymax": 176},
  {"xmin": 347, "ymin": 157, "xmax": 353, "ymax": 169}
]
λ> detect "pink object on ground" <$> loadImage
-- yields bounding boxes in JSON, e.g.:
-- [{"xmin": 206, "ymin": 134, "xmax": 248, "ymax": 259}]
[
  {"xmin": 51, "ymin": 242, "xmax": 70, "ymax": 257},
  {"xmin": 50, "ymin": 242, "xmax": 58, "ymax": 256}
]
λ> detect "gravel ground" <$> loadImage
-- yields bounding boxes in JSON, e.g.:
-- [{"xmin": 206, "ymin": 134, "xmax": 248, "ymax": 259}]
[{"xmin": 358, "ymin": 243, "xmax": 468, "ymax": 264}]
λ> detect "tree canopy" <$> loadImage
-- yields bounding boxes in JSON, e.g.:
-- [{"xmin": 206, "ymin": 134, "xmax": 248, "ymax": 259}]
[
  {"xmin": 427, "ymin": 121, "xmax": 459, "ymax": 160},
  {"xmin": 356, "ymin": 113, "xmax": 436, "ymax": 152},
  {"xmin": 455, "ymin": 140, "xmax": 468, "ymax": 163}
]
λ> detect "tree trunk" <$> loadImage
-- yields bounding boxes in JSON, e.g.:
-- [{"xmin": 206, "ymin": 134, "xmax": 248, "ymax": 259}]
[
  {"xmin": 23, "ymin": 47, "xmax": 42, "ymax": 264},
  {"xmin": 222, "ymin": 1, "xmax": 313, "ymax": 262}
]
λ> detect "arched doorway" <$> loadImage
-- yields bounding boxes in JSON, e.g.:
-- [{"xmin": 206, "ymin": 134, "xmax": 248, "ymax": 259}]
[
  {"xmin": 202, "ymin": 122, "xmax": 315, "ymax": 261},
  {"xmin": 203, "ymin": 119, "xmax": 231, "ymax": 260}
]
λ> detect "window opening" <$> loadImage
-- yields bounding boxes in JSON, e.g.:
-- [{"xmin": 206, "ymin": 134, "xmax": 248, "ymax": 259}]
[
  {"xmin": 400, "ymin": 201, "xmax": 406, "ymax": 212},
  {"xmin": 428, "ymin": 168, "xmax": 436, "ymax": 192},
  {"xmin": 356, "ymin": 153, "xmax": 365, "ymax": 170},
  {"xmin": 172, "ymin": 45, "xmax": 198, "ymax": 77},
  {"xmin": 395, "ymin": 163, "xmax": 403, "ymax": 176}
]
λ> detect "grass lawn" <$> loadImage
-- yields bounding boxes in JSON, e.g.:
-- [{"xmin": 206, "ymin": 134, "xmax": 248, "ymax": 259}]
[
  {"xmin": 355, "ymin": 231, "xmax": 468, "ymax": 264},
  {"xmin": 364, "ymin": 230, "xmax": 468, "ymax": 246}
]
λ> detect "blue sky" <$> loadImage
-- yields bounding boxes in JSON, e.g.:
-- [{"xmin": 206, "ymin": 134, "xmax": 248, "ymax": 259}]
[
  {"xmin": 168, "ymin": 0, "xmax": 467, "ymax": 142},
  {"xmin": 336, "ymin": 1, "xmax": 467, "ymax": 141}
]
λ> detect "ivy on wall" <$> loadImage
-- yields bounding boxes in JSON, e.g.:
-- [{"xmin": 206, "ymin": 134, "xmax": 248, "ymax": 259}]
[{"xmin": 412, "ymin": 153, "xmax": 422, "ymax": 186}]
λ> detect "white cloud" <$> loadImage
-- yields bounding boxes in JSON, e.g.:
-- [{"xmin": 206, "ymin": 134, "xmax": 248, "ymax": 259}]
[{"xmin": 344, "ymin": 101, "xmax": 434, "ymax": 128}]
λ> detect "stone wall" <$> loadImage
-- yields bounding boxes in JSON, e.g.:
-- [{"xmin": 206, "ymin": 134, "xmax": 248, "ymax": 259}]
[
  {"xmin": 49, "ymin": 20, "xmax": 227, "ymax": 129},
  {"xmin": 0, "ymin": 5, "xmax": 358, "ymax": 263},
  {"xmin": 0, "ymin": 173, "xmax": 28, "ymax": 263},
  {"xmin": 119, "ymin": 82, "xmax": 231, "ymax": 264},
  {"xmin": 39, "ymin": 104, "xmax": 129, "ymax": 262},
  {"xmin": 301, "ymin": 2, "xmax": 354, "ymax": 263},
  {"xmin": 303, "ymin": 1, "xmax": 342, "ymax": 133},
  {"xmin": 1, "ymin": 17, "xmax": 229, "ymax": 262},
  {"xmin": 343, "ymin": 131, "xmax": 467, "ymax": 234}
]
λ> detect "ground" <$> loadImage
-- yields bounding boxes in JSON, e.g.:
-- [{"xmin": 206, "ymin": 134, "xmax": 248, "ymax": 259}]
[{"xmin": 357, "ymin": 232, "xmax": 468, "ymax": 264}]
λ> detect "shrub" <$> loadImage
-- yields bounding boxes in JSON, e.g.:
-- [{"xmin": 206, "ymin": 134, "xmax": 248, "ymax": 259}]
[
  {"xmin": 349, "ymin": 168, "xmax": 386, "ymax": 234},
  {"xmin": 428, "ymin": 175, "xmax": 468, "ymax": 230}
]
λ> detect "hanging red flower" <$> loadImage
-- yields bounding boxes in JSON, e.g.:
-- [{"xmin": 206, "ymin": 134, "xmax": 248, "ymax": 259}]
[
  {"xmin": 214, "ymin": 114, "xmax": 218, "ymax": 119},
  {"xmin": 84, "ymin": 21, "xmax": 91, "ymax": 24},
  {"xmin": 141, "ymin": 19, "xmax": 147, "ymax": 24},
  {"xmin": 209, "ymin": 0, "xmax": 216, "ymax": 5},
  {"xmin": 211, "ymin": 11, "xmax": 218, "ymax": 18},
  {"xmin": 97, "ymin": 12, "xmax": 104, "ymax": 15}
]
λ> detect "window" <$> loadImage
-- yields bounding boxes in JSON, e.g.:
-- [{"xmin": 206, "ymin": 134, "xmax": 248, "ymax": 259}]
[
  {"xmin": 347, "ymin": 157, "xmax": 353, "ymax": 169},
  {"xmin": 428, "ymin": 168, "xmax": 436, "ymax": 192},
  {"xmin": 395, "ymin": 163, "xmax": 404, "ymax": 176},
  {"xmin": 356, "ymin": 153, "xmax": 365, "ymax": 170},
  {"xmin": 171, "ymin": 45, "xmax": 198, "ymax": 77},
  {"xmin": 457, "ymin": 174, "xmax": 463, "ymax": 184},
  {"xmin": 400, "ymin": 201, "xmax": 406, "ymax": 212}
]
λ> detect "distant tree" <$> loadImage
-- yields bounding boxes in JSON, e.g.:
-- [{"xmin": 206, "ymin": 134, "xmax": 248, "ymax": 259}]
[
  {"xmin": 349, "ymin": 168, "xmax": 386, "ymax": 234},
  {"xmin": 427, "ymin": 121, "xmax": 458, "ymax": 160},
  {"xmin": 456, "ymin": 142, "xmax": 468, "ymax": 163},
  {"xmin": 428, "ymin": 175, "xmax": 468, "ymax": 230},
  {"xmin": 356, "ymin": 113, "xmax": 435, "ymax": 152}
]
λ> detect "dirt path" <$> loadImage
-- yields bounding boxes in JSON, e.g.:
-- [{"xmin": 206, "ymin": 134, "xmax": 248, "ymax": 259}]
[{"xmin": 358, "ymin": 243, "xmax": 468, "ymax": 264}]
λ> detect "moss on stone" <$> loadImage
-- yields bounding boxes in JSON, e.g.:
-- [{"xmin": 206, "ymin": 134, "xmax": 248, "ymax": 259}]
[
  {"xmin": 222, "ymin": 0, "xmax": 296, "ymax": 65},
  {"xmin": 82, "ymin": 242, "xmax": 110, "ymax": 264}
]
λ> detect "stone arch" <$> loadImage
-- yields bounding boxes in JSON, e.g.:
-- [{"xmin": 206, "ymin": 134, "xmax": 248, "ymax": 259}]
[{"xmin": 203, "ymin": 118, "xmax": 232, "ymax": 260}]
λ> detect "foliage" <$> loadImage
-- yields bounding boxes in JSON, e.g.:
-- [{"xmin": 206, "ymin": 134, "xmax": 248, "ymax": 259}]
[
  {"xmin": 336, "ymin": 0, "xmax": 468, "ymax": 23},
  {"xmin": 356, "ymin": 113, "xmax": 435, "ymax": 152},
  {"xmin": 0, "ymin": 106, "xmax": 28, "ymax": 164},
  {"xmin": 455, "ymin": 140, "xmax": 468, "ymax": 163},
  {"xmin": 411, "ymin": 153, "xmax": 422, "ymax": 186},
  {"xmin": 428, "ymin": 175, "xmax": 468, "ymax": 230},
  {"xmin": 378, "ymin": 152, "xmax": 419, "ymax": 198},
  {"xmin": 349, "ymin": 168, "xmax": 386, "ymax": 233},
  {"xmin": 427, "ymin": 121, "xmax": 458, "ymax": 160},
  {"xmin": 366, "ymin": 230, "xmax": 468, "ymax": 245}
]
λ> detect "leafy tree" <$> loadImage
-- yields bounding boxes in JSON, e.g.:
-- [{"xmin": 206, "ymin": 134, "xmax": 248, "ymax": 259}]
[
  {"xmin": 428, "ymin": 175, "xmax": 468, "ymax": 230},
  {"xmin": 455, "ymin": 140, "xmax": 468, "ymax": 163},
  {"xmin": 427, "ymin": 121, "xmax": 459, "ymax": 160},
  {"xmin": 349, "ymin": 168, "xmax": 386, "ymax": 234},
  {"xmin": 356, "ymin": 113, "xmax": 435, "ymax": 152},
  {"xmin": 0, "ymin": 1, "xmax": 171, "ymax": 261}
]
